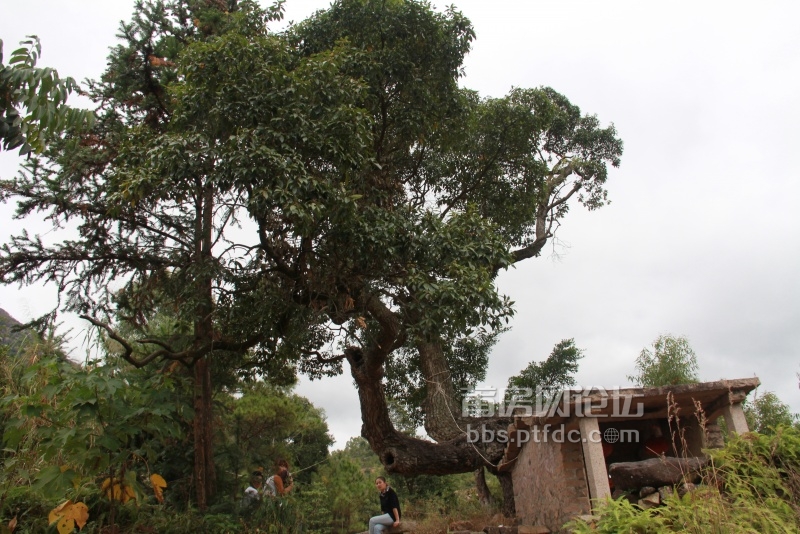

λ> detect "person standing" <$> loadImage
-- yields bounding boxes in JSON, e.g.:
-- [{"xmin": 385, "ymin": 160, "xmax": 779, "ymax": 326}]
[
  {"xmin": 368, "ymin": 476, "xmax": 401, "ymax": 533},
  {"xmin": 264, "ymin": 458, "xmax": 294, "ymax": 497},
  {"xmin": 241, "ymin": 472, "xmax": 263, "ymax": 509}
]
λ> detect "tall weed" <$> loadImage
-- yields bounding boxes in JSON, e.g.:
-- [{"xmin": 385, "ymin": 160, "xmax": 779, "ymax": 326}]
[{"xmin": 569, "ymin": 426, "xmax": 800, "ymax": 533}]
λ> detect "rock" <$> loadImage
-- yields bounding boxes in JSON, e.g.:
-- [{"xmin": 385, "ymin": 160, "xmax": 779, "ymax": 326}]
[
  {"xmin": 639, "ymin": 486, "xmax": 657, "ymax": 498},
  {"xmin": 658, "ymin": 485, "xmax": 674, "ymax": 502},
  {"xmin": 638, "ymin": 492, "xmax": 661, "ymax": 509},
  {"xmin": 450, "ymin": 521, "xmax": 476, "ymax": 531},
  {"xmin": 609, "ymin": 457, "xmax": 708, "ymax": 490},
  {"xmin": 706, "ymin": 423, "xmax": 724, "ymax": 448}
]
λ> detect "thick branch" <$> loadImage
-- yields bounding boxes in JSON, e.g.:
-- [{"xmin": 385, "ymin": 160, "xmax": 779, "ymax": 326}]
[
  {"xmin": 418, "ymin": 339, "xmax": 463, "ymax": 441},
  {"xmin": 347, "ymin": 346, "xmax": 508, "ymax": 475},
  {"xmin": 509, "ymin": 236, "xmax": 549, "ymax": 265},
  {"xmin": 302, "ymin": 349, "xmax": 346, "ymax": 365},
  {"xmin": 359, "ymin": 293, "xmax": 403, "ymax": 372},
  {"xmin": 80, "ymin": 315, "xmax": 264, "ymax": 368},
  {"xmin": 256, "ymin": 217, "xmax": 297, "ymax": 278},
  {"xmin": 80, "ymin": 315, "xmax": 180, "ymax": 368},
  {"xmin": 506, "ymin": 199, "xmax": 551, "ymax": 266}
]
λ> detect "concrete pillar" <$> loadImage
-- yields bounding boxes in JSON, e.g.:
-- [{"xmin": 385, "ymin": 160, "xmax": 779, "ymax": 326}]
[
  {"xmin": 578, "ymin": 417, "xmax": 611, "ymax": 503},
  {"xmin": 721, "ymin": 403, "xmax": 749, "ymax": 436}
]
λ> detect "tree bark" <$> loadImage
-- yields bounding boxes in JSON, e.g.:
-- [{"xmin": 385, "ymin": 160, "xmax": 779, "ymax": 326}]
[
  {"xmin": 417, "ymin": 340, "xmax": 462, "ymax": 442},
  {"xmin": 495, "ymin": 470, "xmax": 516, "ymax": 517},
  {"xmin": 416, "ymin": 339, "xmax": 517, "ymax": 516},
  {"xmin": 193, "ymin": 357, "xmax": 216, "ymax": 509},
  {"xmin": 475, "ymin": 467, "xmax": 493, "ymax": 510},
  {"xmin": 347, "ymin": 346, "xmax": 508, "ymax": 475},
  {"xmin": 192, "ymin": 183, "xmax": 217, "ymax": 510},
  {"xmin": 349, "ymin": 296, "xmax": 516, "ymax": 514}
]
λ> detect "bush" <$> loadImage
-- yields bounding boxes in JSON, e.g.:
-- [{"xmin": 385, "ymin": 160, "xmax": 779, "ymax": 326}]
[
  {"xmin": 568, "ymin": 426, "xmax": 800, "ymax": 533},
  {"xmin": 0, "ymin": 487, "xmax": 53, "ymax": 534}
]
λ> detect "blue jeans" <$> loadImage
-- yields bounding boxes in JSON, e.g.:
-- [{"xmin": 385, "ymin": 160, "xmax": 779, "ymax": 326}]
[{"xmin": 369, "ymin": 513, "xmax": 395, "ymax": 534}]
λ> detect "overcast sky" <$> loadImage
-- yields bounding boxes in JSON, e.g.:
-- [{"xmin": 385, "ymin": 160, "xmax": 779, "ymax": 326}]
[{"xmin": 2, "ymin": 1, "xmax": 799, "ymax": 448}]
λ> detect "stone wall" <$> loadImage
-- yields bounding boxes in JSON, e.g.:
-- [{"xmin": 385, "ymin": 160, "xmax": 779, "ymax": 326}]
[{"xmin": 512, "ymin": 421, "xmax": 591, "ymax": 532}]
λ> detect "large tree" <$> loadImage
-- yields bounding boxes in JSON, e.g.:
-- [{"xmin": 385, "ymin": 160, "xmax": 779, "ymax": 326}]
[
  {"xmin": 1, "ymin": 0, "xmax": 368, "ymax": 509},
  {"xmin": 283, "ymin": 1, "xmax": 621, "ymax": 512},
  {"xmin": 0, "ymin": 0, "xmax": 622, "ymax": 513}
]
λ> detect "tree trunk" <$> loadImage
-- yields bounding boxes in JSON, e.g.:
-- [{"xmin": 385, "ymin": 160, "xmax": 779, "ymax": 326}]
[
  {"xmin": 417, "ymin": 340, "xmax": 462, "ymax": 441},
  {"xmin": 416, "ymin": 339, "xmax": 517, "ymax": 516},
  {"xmin": 348, "ymin": 297, "xmax": 516, "ymax": 515},
  {"xmin": 347, "ymin": 347, "xmax": 507, "ymax": 475},
  {"xmin": 474, "ymin": 467, "xmax": 493, "ymax": 510},
  {"xmin": 192, "ymin": 183, "xmax": 217, "ymax": 510},
  {"xmin": 496, "ymin": 470, "xmax": 516, "ymax": 517},
  {"xmin": 193, "ymin": 357, "xmax": 215, "ymax": 510}
]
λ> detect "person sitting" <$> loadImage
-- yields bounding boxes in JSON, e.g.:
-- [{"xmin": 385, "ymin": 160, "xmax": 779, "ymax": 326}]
[
  {"xmin": 264, "ymin": 458, "xmax": 294, "ymax": 497},
  {"xmin": 368, "ymin": 476, "xmax": 401, "ymax": 534}
]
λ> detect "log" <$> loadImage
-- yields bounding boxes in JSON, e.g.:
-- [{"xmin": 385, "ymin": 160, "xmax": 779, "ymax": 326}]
[
  {"xmin": 609, "ymin": 457, "xmax": 707, "ymax": 490},
  {"xmin": 388, "ymin": 522, "xmax": 417, "ymax": 534},
  {"xmin": 357, "ymin": 521, "xmax": 418, "ymax": 534}
]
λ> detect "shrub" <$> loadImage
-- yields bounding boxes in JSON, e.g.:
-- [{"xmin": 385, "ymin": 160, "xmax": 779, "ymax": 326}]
[{"xmin": 568, "ymin": 426, "xmax": 800, "ymax": 533}]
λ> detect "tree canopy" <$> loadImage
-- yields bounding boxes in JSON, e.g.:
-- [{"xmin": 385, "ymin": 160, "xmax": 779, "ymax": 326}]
[
  {"xmin": 507, "ymin": 338, "xmax": 584, "ymax": 401},
  {"xmin": 0, "ymin": 0, "xmax": 623, "ymax": 511},
  {"xmin": 628, "ymin": 334, "xmax": 699, "ymax": 387},
  {"xmin": 743, "ymin": 391, "xmax": 798, "ymax": 434}
]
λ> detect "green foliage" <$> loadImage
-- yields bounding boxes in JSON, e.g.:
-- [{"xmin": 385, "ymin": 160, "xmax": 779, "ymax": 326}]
[
  {"xmin": 743, "ymin": 390, "xmax": 799, "ymax": 435},
  {"xmin": 338, "ymin": 437, "xmax": 382, "ymax": 471},
  {"xmin": 1, "ymin": 354, "xmax": 187, "ymax": 500},
  {"xmin": 506, "ymin": 338, "xmax": 583, "ymax": 402},
  {"xmin": 628, "ymin": 334, "xmax": 699, "ymax": 387},
  {"xmin": 1, "ymin": 0, "xmax": 623, "ymax": 499},
  {"xmin": 216, "ymin": 383, "xmax": 332, "ymax": 492},
  {"xmin": 292, "ymin": 0, "xmax": 475, "ymax": 162},
  {"xmin": 241, "ymin": 496, "xmax": 306, "ymax": 534},
  {"xmin": 385, "ymin": 329, "xmax": 505, "ymax": 427},
  {"xmin": 0, "ymin": 0, "xmax": 373, "ymax": 380},
  {"xmin": 569, "ymin": 426, "xmax": 800, "ymax": 533},
  {"xmin": 0, "ymin": 336, "xmax": 339, "ymax": 532},
  {"xmin": 103, "ymin": 506, "xmax": 247, "ymax": 534},
  {"xmin": 0, "ymin": 36, "xmax": 94, "ymax": 155},
  {"xmin": 0, "ymin": 486, "xmax": 56, "ymax": 533},
  {"xmin": 568, "ymin": 496, "xmax": 665, "ymax": 533},
  {"xmin": 303, "ymin": 452, "xmax": 374, "ymax": 533}
]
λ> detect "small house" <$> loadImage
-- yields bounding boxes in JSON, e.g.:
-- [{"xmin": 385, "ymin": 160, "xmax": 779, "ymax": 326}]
[{"xmin": 498, "ymin": 378, "xmax": 760, "ymax": 532}]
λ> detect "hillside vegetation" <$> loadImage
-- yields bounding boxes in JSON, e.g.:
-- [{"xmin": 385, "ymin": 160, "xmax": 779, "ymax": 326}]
[{"xmin": 570, "ymin": 426, "xmax": 800, "ymax": 533}]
